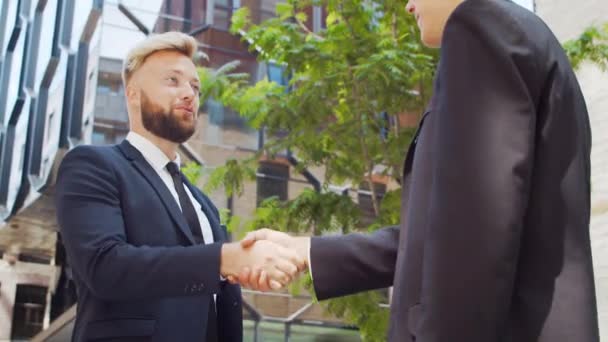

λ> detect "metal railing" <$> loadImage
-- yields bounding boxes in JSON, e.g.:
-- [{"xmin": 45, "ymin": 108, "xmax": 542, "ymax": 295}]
[{"xmin": 240, "ymin": 289, "xmax": 360, "ymax": 342}]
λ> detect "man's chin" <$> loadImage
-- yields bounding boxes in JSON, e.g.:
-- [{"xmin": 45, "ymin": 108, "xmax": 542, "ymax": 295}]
[
  {"xmin": 141, "ymin": 111, "xmax": 197, "ymax": 143},
  {"xmin": 174, "ymin": 126, "xmax": 196, "ymax": 144},
  {"xmin": 420, "ymin": 32, "xmax": 440, "ymax": 49},
  {"xmin": 152, "ymin": 127, "xmax": 195, "ymax": 144}
]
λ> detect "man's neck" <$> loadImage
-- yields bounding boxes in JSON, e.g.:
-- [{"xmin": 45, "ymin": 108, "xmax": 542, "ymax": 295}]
[{"xmin": 132, "ymin": 129, "xmax": 178, "ymax": 161}]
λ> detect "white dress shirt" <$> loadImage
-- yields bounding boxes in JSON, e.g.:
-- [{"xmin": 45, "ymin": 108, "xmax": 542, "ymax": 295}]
[{"xmin": 126, "ymin": 132, "xmax": 215, "ymax": 244}]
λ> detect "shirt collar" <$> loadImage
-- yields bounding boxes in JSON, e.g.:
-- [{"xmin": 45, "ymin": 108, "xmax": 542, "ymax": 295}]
[{"xmin": 125, "ymin": 131, "xmax": 181, "ymax": 172}]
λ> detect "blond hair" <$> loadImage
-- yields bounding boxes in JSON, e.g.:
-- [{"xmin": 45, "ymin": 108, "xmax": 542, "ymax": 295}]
[{"xmin": 122, "ymin": 31, "xmax": 197, "ymax": 85}]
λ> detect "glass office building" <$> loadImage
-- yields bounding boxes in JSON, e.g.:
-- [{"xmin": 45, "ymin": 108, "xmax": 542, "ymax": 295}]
[{"xmin": 0, "ymin": 0, "xmax": 103, "ymax": 339}]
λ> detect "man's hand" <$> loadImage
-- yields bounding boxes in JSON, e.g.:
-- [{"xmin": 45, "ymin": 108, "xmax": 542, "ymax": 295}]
[
  {"xmin": 240, "ymin": 228, "xmax": 292, "ymax": 248},
  {"xmin": 231, "ymin": 229, "xmax": 311, "ymax": 291},
  {"xmin": 220, "ymin": 239, "xmax": 305, "ymax": 290}
]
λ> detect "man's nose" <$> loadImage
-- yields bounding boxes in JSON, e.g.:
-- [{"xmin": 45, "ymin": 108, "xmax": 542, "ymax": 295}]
[
  {"xmin": 405, "ymin": 1, "xmax": 415, "ymax": 14},
  {"xmin": 179, "ymin": 83, "xmax": 196, "ymax": 100}
]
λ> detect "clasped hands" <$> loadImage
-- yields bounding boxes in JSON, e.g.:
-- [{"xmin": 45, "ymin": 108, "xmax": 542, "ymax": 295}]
[{"xmin": 220, "ymin": 229, "xmax": 310, "ymax": 291}]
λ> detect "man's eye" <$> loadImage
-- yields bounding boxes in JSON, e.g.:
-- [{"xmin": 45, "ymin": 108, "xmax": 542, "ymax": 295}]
[{"xmin": 168, "ymin": 76, "xmax": 178, "ymax": 83}]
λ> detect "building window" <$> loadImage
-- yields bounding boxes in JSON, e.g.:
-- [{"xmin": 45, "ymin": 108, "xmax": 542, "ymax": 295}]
[
  {"xmin": 11, "ymin": 285, "xmax": 48, "ymax": 340},
  {"xmin": 42, "ymin": 157, "xmax": 49, "ymax": 176},
  {"xmin": 18, "ymin": 253, "xmax": 52, "ymax": 264},
  {"xmin": 258, "ymin": 0, "xmax": 278, "ymax": 22},
  {"xmin": 267, "ymin": 62, "xmax": 289, "ymax": 86},
  {"xmin": 200, "ymin": 98, "xmax": 258, "ymax": 149},
  {"xmin": 86, "ymin": 71, "xmax": 95, "ymax": 103},
  {"xmin": 92, "ymin": 126, "xmax": 128, "ymax": 145},
  {"xmin": 46, "ymin": 111, "xmax": 55, "ymax": 143},
  {"xmin": 18, "ymin": 144, "xmax": 25, "ymax": 173},
  {"xmin": 256, "ymin": 160, "xmax": 289, "ymax": 207},
  {"xmin": 92, "ymin": 131, "xmax": 105, "ymax": 145},
  {"xmin": 313, "ymin": 6, "xmax": 323, "ymax": 33},
  {"xmin": 213, "ymin": 0, "xmax": 238, "ymax": 30}
]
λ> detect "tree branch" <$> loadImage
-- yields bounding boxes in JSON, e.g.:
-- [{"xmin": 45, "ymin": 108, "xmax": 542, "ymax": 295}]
[
  {"xmin": 353, "ymin": 85, "xmax": 380, "ymax": 216},
  {"xmin": 294, "ymin": 13, "xmax": 325, "ymax": 40}
]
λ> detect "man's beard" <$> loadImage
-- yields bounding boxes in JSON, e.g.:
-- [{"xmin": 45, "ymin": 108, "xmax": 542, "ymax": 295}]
[{"xmin": 140, "ymin": 91, "xmax": 196, "ymax": 144}]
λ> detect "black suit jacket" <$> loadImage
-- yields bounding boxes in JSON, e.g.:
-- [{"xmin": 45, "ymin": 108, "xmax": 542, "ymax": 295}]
[
  {"xmin": 55, "ymin": 140, "xmax": 242, "ymax": 342},
  {"xmin": 309, "ymin": 0, "xmax": 600, "ymax": 341}
]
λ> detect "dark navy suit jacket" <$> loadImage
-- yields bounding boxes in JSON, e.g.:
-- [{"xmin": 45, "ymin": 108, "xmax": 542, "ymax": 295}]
[
  {"xmin": 310, "ymin": 0, "xmax": 599, "ymax": 341},
  {"xmin": 55, "ymin": 140, "xmax": 242, "ymax": 341}
]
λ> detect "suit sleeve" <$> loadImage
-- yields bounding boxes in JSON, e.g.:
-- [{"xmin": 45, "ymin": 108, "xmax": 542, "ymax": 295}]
[
  {"xmin": 416, "ymin": 10, "xmax": 538, "ymax": 341},
  {"xmin": 310, "ymin": 226, "xmax": 399, "ymax": 300},
  {"xmin": 55, "ymin": 146, "xmax": 223, "ymax": 301}
]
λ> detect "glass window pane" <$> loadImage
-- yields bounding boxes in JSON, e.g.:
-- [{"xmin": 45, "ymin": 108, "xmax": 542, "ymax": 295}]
[
  {"xmin": 216, "ymin": 0, "xmax": 231, "ymax": 8},
  {"xmin": 213, "ymin": 8, "xmax": 231, "ymax": 30},
  {"xmin": 10, "ymin": 283, "xmax": 47, "ymax": 339}
]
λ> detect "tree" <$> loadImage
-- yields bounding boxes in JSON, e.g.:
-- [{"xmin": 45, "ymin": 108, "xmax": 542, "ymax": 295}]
[
  {"xmin": 196, "ymin": 0, "xmax": 436, "ymax": 340},
  {"xmin": 193, "ymin": 1, "xmax": 607, "ymax": 338}
]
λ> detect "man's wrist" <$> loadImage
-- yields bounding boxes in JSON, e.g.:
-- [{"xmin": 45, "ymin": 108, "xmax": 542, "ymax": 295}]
[
  {"xmin": 294, "ymin": 237, "xmax": 311, "ymax": 268},
  {"xmin": 220, "ymin": 242, "xmax": 241, "ymax": 277}
]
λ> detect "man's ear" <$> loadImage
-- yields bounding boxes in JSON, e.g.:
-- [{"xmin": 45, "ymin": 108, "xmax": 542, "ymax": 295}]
[{"xmin": 125, "ymin": 84, "xmax": 141, "ymax": 108}]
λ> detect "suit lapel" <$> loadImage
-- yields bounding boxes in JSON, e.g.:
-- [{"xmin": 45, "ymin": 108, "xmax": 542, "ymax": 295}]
[
  {"xmin": 401, "ymin": 74, "xmax": 437, "ymax": 179},
  {"xmin": 403, "ymin": 109, "xmax": 431, "ymax": 179},
  {"xmin": 117, "ymin": 140, "xmax": 197, "ymax": 245}
]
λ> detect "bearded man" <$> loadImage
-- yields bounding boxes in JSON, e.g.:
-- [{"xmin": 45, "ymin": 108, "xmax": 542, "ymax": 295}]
[{"xmin": 55, "ymin": 32, "xmax": 304, "ymax": 342}]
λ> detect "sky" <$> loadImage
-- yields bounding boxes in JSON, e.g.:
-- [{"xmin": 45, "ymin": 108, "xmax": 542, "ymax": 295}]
[
  {"xmin": 100, "ymin": 0, "xmax": 164, "ymax": 60},
  {"xmin": 512, "ymin": 0, "xmax": 535, "ymax": 11}
]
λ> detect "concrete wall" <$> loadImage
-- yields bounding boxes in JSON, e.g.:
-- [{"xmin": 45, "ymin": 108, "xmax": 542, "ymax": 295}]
[{"xmin": 535, "ymin": 0, "xmax": 608, "ymax": 337}]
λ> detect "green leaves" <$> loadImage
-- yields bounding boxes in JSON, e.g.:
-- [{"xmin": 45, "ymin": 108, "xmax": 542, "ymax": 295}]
[
  {"xmin": 324, "ymin": 291, "xmax": 390, "ymax": 342},
  {"xmin": 198, "ymin": 61, "xmax": 249, "ymax": 105},
  {"xmin": 563, "ymin": 23, "xmax": 608, "ymax": 71},
  {"xmin": 230, "ymin": 7, "xmax": 250, "ymax": 34},
  {"xmin": 276, "ymin": 2, "xmax": 295, "ymax": 20},
  {"xmin": 203, "ymin": 158, "xmax": 257, "ymax": 197},
  {"xmin": 198, "ymin": 0, "xmax": 438, "ymax": 339},
  {"xmin": 244, "ymin": 189, "xmax": 362, "ymax": 235},
  {"xmin": 325, "ymin": 11, "xmax": 340, "ymax": 26},
  {"xmin": 181, "ymin": 161, "xmax": 202, "ymax": 185}
]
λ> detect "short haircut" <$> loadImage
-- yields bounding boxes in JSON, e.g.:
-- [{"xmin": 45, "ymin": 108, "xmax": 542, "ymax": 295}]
[{"xmin": 122, "ymin": 31, "xmax": 197, "ymax": 85}]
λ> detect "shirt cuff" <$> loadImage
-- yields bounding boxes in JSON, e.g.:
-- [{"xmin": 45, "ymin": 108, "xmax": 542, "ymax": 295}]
[{"xmin": 307, "ymin": 240, "xmax": 314, "ymax": 282}]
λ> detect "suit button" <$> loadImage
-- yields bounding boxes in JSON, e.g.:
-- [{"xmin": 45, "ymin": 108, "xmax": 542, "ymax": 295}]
[{"xmin": 233, "ymin": 301, "xmax": 238, "ymax": 307}]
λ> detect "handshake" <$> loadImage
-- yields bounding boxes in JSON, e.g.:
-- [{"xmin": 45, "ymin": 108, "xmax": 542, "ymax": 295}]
[{"xmin": 220, "ymin": 229, "xmax": 311, "ymax": 291}]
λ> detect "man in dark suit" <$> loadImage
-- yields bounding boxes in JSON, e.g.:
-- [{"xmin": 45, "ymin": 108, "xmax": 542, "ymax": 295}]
[
  {"xmin": 55, "ymin": 32, "xmax": 304, "ymax": 342},
  {"xmin": 237, "ymin": 0, "xmax": 600, "ymax": 341}
]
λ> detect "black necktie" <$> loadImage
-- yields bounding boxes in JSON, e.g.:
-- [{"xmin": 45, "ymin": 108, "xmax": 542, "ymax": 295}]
[
  {"xmin": 165, "ymin": 162, "xmax": 218, "ymax": 341},
  {"xmin": 166, "ymin": 162, "xmax": 205, "ymax": 244}
]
